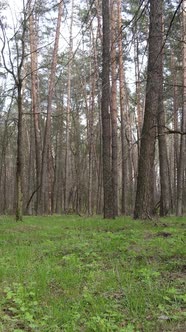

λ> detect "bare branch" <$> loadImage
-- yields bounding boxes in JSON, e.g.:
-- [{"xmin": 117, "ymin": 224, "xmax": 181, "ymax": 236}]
[{"xmin": 0, "ymin": 20, "xmax": 17, "ymax": 82}]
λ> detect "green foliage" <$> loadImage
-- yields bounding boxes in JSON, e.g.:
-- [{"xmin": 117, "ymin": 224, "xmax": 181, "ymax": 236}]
[
  {"xmin": 0, "ymin": 215, "xmax": 185, "ymax": 331},
  {"xmin": 2, "ymin": 282, "xmax": 47, "ymax": 330}
]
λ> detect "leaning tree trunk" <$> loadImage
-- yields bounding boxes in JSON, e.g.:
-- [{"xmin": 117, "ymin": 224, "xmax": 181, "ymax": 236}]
[
  {"xmin": 134, "ymin": 0, "xmax": 163, "ymax": 220},
  {"xmin": 101, "ymin": 0, "xmax": 114, "ymax": 218}
]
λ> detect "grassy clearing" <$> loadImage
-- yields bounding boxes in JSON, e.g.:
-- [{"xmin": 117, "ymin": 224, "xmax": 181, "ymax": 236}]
[{"xmin": 0, "ymin": 215, "xmax": 185, "ymax": 332}]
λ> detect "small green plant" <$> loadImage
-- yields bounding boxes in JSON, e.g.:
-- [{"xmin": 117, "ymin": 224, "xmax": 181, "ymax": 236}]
[
  {"xmin": 0, "ymin": 215, "xmax": 185, "ymax": 331},
  {"xmin": 163, "ymin": 287, "xmax": 186, "ymax": 308},
  {"xmin": 2, "ymin": 282, "xmax": 48, "ymax": 330}
]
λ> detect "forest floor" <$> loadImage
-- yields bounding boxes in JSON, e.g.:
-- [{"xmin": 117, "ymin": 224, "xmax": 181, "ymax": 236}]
[{"xmin": 0, "ymin": 215, "xmax": 185, "ymax": 332}]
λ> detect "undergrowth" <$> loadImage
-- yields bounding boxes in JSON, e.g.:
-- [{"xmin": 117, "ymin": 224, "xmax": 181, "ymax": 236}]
[{"xmin": 0, "ymin": 215, "xmax": 185, "ymax": 331}]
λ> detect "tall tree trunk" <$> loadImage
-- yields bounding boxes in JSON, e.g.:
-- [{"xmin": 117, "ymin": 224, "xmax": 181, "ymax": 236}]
[
  {"xmin": 117, "ymin": 0, "xmax": 127, "ymax": 214},
  {"xmin": 110, "ymin": 0, "xmax": 118, "ymax": 216},
  {"xmin": 29, "ymin": 7, "xmax": 41, "ymax": 214},
  {"xmin": 177, "ymin": 0, "xmax": 186, "ymax": 216},
  {"xmin": 96, "ymin": 96, "xmax": 103, "ymax": 215},
  {"xmin": 0, "ymin": 99, "xmax": 12, "ymax": 205},
  {"xmin": 134, "ymin": 0, "xmax": 163, "ymax": 220},
  {"xmin": 134, "ymin": 29, "xmax": 143, "ymax": 151},
  {"xmin": 158, "ymin": 98, "xmax": 170, "ymax": 216},
  {"xmin": 15, "ymin": 6, "xmax": 28, "ymax": 221},
  {"xmin": 26, "ymin": 116, "xmax": 35, "ymax": 215},
  {"xmin": 95, "ymin": 0, "xmax": 103, "ymax": 215},
  {"xmin": 73, "ymin": 105, "xmax": 81, "ymax": 215},
  {"xmin": 157, "ymin": 7, "xmax": 170, "ymax": 217},
  {"xmin": 171, "ymin": 54, "xmax": 179, "ymax": 209},
  {"xmin": 87, "ymin": 26, "xmax": 96, "ymax": 216},
  {"xmin": 55, "ymin": 102, "xmax": 64, "ymax": 214},
  {"xmin": 101, "ymin": 0, "xmax": 114, "ymax": 218},
  {"xmin": 0, "ymin": 17, "xmax": 26, "ymax": 218},
  {"xmin": 16, "ymin": 85, "xmax": 23, "ymax": 221},
  {"xmin": 64, "ymin": 0, "xmax": 74, "ymax": 213},
  {"xmin": 40, "ymin": 0, "xmax": 63, "ymax": 214}
]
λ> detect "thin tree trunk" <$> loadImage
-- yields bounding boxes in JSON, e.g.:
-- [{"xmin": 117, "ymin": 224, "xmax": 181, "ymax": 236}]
[
  {"xmin": 171, "ymin": 54, "xmax": 179, "ymax": 209},
  {"xmin": 96, "ymin": 97, "xmax": 103, "ymax": 215},
  {"xmin": 0, "ymin": 98, "xmax": 12, "ymax": 199},
  {"xmin": 16, "ymin": 86, "xmax": 23, "ymax": 221},
  {"xmin": 158, "ymin": 101, "xmax": 170, "ymax": 216},
  {"xmin": 15, "ymin": 6, "xmax": 28, "ymax": 221},
  {"xmin": 40, "ymin": 0, "xmax": 63, "ymax": 214},
  {"xmin": 102, "ymin": 0, "xmax": 114, "ymax": 218},
  {"xmin": 177, "ymin": 0, "xmax": 186, "ymax": 216},
  {"xmin": 157, "ymin": 10, "xmax": 170, "ymax": 217},
  {"xmin": 64, "ymin": 0, "xmax": 74, "ymax": 213},
  {"xmin": 29, "ymin": 8, "xmax": 41, "ymax": 214},
  {"xmin": 117, "ymin": 0, "xmax": 127, "ymax": 214},
  {"xmin": 87, "ymin": 28, "xmax": 95, "ymax": 216},
  {"xmin": 55, "ymin": 102, "xmax": 64, "ymax": 213},
  {"xmin": 94, "ymin": 0, "xmax": 103, "ymax": 214},
  {"xmin": 110, "ymin": 0, "xmax": 118, "ymax": 216},
  {"xmin": 134, "ymin": 29, "xmax": 143, "ymax": 151},
  {"xmin": 74, "ymin": 106, "xmax": 81, "ymax": 215},
  {"xmin": 26, "ymin": 116, "xmax": 35, "ymax": 215}
]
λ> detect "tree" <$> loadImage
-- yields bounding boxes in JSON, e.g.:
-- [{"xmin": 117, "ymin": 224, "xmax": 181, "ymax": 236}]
[
  {"xmin": 88, "ymin": 25, "xmax": 96, "ymax": 216},
  {"xmin": 64, "ymin": 0, "xmax": 74, "ymax": 213},
  {"xmin": 28, "ymin": 0, "xmax": 42, "ymax": 214},
  {"xmin": 110, "ymin": 0, "xmax": 118, "ymax": 216},
  {"xmin": 0, "ymin": 0, "xmax": 185, "ymax": 218},
  {"xmin": 101, "ymin": 0, "xmax": 114, "ymax": 218},
  {"xmin": 134, "ymin": 0, "xmax": 163, "ymax": 219},
  {"xmin": 177, "ymin": 0, "xmax": 186, "ymax": 216},
  {"xmin": 0, "ymin": 1, "xmax": 29, "ymax": 221},
  {"xmin": 117, "ymin": 0, "xmax": 128, "ymax": 215},
  {"xmin": 40, "ymin": 0, "xmax": 63, "ymax": 214},
  {"xmin": 157, "ymin": 2, "xmax": 170, "ymax": 217}
]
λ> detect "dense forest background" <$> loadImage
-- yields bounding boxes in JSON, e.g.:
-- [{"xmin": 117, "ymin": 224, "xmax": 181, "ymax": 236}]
[{"xmin": 0, "ymin": 0, "xmax": 185, "ymax": 220}]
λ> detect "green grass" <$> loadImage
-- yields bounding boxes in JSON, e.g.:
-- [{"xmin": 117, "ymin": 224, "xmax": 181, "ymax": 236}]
[{"xmin": 0, "ymin": 215, "xmax": 185, "ymax": 332}]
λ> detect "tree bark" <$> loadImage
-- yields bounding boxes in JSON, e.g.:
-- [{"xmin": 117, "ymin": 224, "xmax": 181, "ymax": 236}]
[
  {"xmin": 157, "ymin": 6, "xmax": 170, "ymax": 217},
  {"xmin": 117, "ymin": 0, "xmax": 128, "ymax": 214},
  {"xmin": 40, "ymin": 0, "xmax": 63, "ymax": 214},
  {"xmin": 64, "ymin": 0, "xmax": 74, "ymax": 213},
  {"xmin": 101, "ymin": 0, "xmax": 114, "ymax": 218},
  {"xmin": 87, "ymin": 23, "xmax": 96, "ymax": 216},
  {"xmin": 29, "ymin": 7, "xmax": 41, "ymax": 214},
  {"xmin": 16, "ymin": 85, "xmax": 23, "ymax": 221},
  {"xmin": 134, "ymin": 28, "xmax": 143, "ymax": 151},
  {"xmin": 158, "ymin": 100, "xmax": 170, "ymax": 216},
  {"xmin": 110, "ymin": 0, "xmax": 118, "ymax": 216},
  {"xmin": 171, "ymin": 54, "xmax": 179, "ymax": 209},
  {"xmin": 177, "ymin": 0, "xmax": 186, "ymax": 216},
  {"xmin": 134, "ymin": 0, "xmax": 163, "ymax": 220}
]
